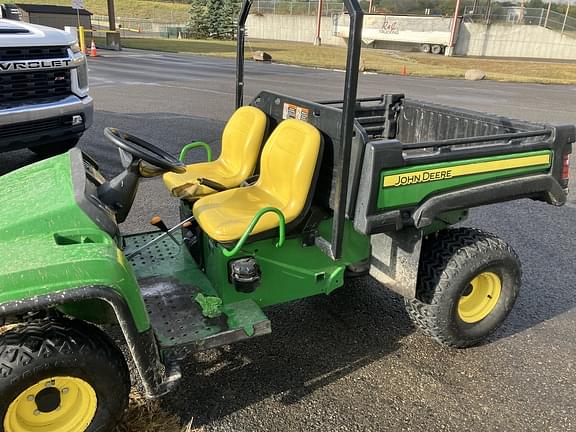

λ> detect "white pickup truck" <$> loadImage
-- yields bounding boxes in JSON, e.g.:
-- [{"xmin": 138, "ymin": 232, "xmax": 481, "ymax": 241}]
[{"xmin": 0, "ymin": 8, "xmax": 93, "ymax": 156}]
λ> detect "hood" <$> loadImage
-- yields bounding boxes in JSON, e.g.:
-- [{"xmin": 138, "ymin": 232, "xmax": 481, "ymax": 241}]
[
  {"xmin": 0, "ymin": 153, "xmax": 96, "ymax": 243},
  {"xmin": 0, "ymin": 19, "xmax": 75, "ymax": 47}
]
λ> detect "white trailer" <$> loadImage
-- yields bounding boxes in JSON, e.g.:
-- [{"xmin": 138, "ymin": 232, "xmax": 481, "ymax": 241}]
[{"xmin": 335, "ymin": 13, "xmax": 454, "ymax": 54}]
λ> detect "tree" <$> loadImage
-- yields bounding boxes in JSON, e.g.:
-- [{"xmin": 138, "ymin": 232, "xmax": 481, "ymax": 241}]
[{"xmin": 187, "ymin": 0, "xmax": 238, "ymax": 39}]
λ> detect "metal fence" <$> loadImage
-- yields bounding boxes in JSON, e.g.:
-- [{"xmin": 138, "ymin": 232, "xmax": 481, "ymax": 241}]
[
  {"xmin": 251, "ymin": 0, "xmax": 345, "ymax": 16},
  {"xmin": 463, "ymin": 6, "xmax": 576, "ymax": 34},
  {"xmin": 92, "ymin": 15, "xmax": 187, "ymax": 38}
]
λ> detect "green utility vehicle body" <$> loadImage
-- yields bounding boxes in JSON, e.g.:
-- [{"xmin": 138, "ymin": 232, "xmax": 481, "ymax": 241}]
[{"xmin": 0, "ymin": 0, "xmax": 575, "ymax": 428}]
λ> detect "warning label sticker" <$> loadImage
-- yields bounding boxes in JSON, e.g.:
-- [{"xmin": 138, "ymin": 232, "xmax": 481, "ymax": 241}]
[{"xmin": 282, "ymin": 103, "xmax": 310, "ymax": 121}]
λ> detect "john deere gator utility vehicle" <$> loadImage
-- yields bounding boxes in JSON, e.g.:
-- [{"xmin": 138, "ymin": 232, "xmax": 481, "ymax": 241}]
[{"xmin": 0, "ymin": 0, "xmax": 574, "ymax": 430}]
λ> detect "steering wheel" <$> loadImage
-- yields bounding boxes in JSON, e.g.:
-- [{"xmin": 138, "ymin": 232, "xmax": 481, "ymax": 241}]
[{"xmin": 104, "ymin": 127, "xmax": 186, "ymax": 174}]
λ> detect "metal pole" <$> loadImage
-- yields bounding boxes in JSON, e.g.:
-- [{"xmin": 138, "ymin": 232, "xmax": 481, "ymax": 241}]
[
  {"xmin": 107, "ymin": 0, "xmax": 116, "ymax": 31},
  {"xmin": 368, "ymin": 0, "xmax": 373, "ymax": 14},
  {"xmin": 447, "ymin": 0, "xmax": 462, "ymax": 56},
  {"xmin": 562, "ymin": 3, "xmax": 570, "ymax": 34},
  {"xmin": 330, "ymin": 0, "xmax": 363, "ymax": 260},
  {"xmin": 315, "ymin": 0, "xmax": 324, "ymax": 45},
  {"xmin": 544, "ymin": 0, "xmax": 552, "ymax": 28},
  {"xmin": 472, "ymin": 0, "xmax": 479, "ymax": 13},
  {"xmin": 519, "ymin": 0, "xmax": 525, "ymax": 23},
  {"xmin": 539, "ymin": 8, "xmax": 544, "ymax": 26},
  {"xmin": 485, "ymin": 0, "xmax": 492, "ymax": 25},
  {"xmin": 236, "ymin": 0, "xmax": 252, "ymax": 109}
]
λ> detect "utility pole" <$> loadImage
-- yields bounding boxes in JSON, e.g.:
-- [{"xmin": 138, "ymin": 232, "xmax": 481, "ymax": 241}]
[
  {"xmin": 561, "ymin": 2, "xmax": 571, "ymax": 34},
  {"xmin": 446, "ymin": 0, "xmax": 462, "ymax": 56},
  {"xmin": 544, "ymin": 0, "xmax": 552, "ymax": 28},
  {"xmin": 314, "ymin": 0, "xmax": 324, "ymax": 46},
  {"xmin": 107, "ymin": 0, "xmax": 116, "ymax": 31}
]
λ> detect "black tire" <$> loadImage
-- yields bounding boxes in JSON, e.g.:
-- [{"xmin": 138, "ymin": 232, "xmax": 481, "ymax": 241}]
[
  {"xmin": 29, "ymin": 137, "xmax": 79, "ymax": 158},
  {"xmin": 0, "ymin": 318, "xmax": 130, "ymax": 432},
  {"xmin": 431, "ymin": 44, "xmax": 443, "ymax": 55},
  {"xmin": 404, "ymin": 228, "xmax": 521, "ymax": 348},
  {"xmin": 420, "ymin": 43, "xmax": 432, "ymax": 54}
]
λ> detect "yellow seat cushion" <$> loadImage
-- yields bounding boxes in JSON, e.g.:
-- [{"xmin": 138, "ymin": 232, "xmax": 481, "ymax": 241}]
[
  {"xmin": 163, "ymin": 106, "xmax": 267, "ymax": 199},
  {"xmin": 194, "ymin": 119, "xmax": 321, "ymax": 243}
]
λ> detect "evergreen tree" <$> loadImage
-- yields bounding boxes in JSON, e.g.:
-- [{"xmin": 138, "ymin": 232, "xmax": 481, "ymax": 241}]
[{"xmin": 187, "ymin": 0, "xmax": 238, "ymax": 40}]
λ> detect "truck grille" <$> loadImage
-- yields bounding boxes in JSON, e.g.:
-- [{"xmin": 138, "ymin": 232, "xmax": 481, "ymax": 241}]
[
  {"xmin": 0, "ymin": 70, "xmax": 72, "ymax": 104},
  {"xmin": 0, "ymin": 46, "xmax": 68, "ymax": 61},
  {"xmin": 0, "ymin": 116, "xmax": 75, "ymax": 140}
]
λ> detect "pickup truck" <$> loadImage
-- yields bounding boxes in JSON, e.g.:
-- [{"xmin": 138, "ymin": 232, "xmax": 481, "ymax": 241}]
[{"xmin": 0, "ymin": 12, "xmax": 93, "ymax": 156}]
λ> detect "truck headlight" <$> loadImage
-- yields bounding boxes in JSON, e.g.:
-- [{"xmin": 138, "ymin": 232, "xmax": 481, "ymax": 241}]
[{"xmin": 70, "ymin": 42, "xmax": 82, "ymax": 54}]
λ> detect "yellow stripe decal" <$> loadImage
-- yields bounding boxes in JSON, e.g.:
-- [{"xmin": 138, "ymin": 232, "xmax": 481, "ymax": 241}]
[{"xmin": 383, "ymin": 154, "xmax": 551, "ymax": 188}]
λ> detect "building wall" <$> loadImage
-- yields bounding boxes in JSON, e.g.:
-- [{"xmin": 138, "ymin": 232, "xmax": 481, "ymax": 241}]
[
  {"xmin": 455, "ymin": 22, "xmax": 576, "ymax": 60},
  {"xmin": 26, "ymin": 12, "xmax": 92, "ymax": 30},
  {"xmin": 246, "ymin": 14, "xmax": 345, "ymax": 46}
]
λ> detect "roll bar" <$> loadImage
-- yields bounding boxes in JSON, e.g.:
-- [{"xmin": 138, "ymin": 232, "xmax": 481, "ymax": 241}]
[{"xmin": 235, "ymin": 0, "xmax": 364, "ymax": 260}]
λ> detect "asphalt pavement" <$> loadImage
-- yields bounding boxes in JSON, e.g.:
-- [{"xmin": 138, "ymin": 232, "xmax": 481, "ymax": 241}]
[{"xmin": 1, "ymin": 50, "xmax": 576, "ymax": 431}]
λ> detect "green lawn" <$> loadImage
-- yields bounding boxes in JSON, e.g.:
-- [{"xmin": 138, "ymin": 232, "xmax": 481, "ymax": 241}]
[{"xmin": 97, "ymin": 37, "xmax": 576, "ymax": 85}]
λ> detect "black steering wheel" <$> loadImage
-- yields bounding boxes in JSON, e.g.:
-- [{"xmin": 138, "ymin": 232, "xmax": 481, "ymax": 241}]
[{"xmin": 104, "ymin": 127, "xmax": 186, "ymax": 174}]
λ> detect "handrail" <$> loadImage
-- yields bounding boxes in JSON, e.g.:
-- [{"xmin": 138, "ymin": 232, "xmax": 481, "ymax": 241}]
[
  {"xmin": 222, "ymin": 207, "xmax": 286, "ymax": 257},
  {"xmin": 179, "ymin": 141, "xmax": 212, "ymax": 162}
]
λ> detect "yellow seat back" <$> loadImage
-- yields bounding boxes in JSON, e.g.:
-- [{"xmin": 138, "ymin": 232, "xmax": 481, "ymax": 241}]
[
  {"xmin": 255, "ymin": 119, "xmax": 322, "ymax": 221},
  {"xmin": 219, "ymin": 106, "xmax": 268, "ymax": 180}
]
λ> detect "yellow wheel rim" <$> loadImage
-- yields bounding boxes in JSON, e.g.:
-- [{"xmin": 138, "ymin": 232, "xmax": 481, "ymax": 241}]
[
  {"xmin": 4, "ymin": 377, "xmax": 97, "ymax": 432},
  {"xmin": 458, "ymin": 272, "xmax": 502, "ymax": 323}
]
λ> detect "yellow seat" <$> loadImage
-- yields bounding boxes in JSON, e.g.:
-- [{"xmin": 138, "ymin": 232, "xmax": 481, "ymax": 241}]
[
  {"xmin": 163, "ymin": 106, "xmax": 267, "ymax": 200},
  {"xmin": 194, "ymin": 119, "xmax": 322, "ymax": 243}
]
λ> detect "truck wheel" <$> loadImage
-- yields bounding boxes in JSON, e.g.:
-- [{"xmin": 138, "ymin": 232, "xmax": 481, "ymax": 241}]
[
  {"xmin": 420, "ymin": 43, "xmax": 431, "ymax": 54},
  {"xmin": 0, "ymin": 318, "xmax": 130, "ymax": 432},
  {"xmin": 404, "ymin": 228, "xmax": 521, "ymax": 348},
  {"xmin": 431, "ymin": 44, "xmax": 443, "ymax": 55},
  {"xmin": 29, "ymin": 138, "xmax": 79, "ymax": 158}
]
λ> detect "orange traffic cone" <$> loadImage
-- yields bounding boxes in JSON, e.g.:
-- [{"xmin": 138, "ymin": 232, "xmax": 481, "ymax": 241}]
[
  {"xmin": 90, "ymin": 41, "xmax": 98, "ymax": 57},
  {"xmin": 401, "ymin": 65, "xmax": 408, "ymax": 76}
]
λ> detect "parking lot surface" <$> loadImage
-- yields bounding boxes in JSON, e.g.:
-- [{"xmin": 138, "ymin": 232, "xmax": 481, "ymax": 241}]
[{"xmin": 2, "ymin": 50, "xmax": 575, "ymax": 431}]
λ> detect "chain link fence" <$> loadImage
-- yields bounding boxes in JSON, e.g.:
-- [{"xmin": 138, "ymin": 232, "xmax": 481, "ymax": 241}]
[
  {"xmin": 251, "ymin": 0, "xmax": 345, "ymax": 16},
  {"xmin": 463, "ymin": 6, "xmax": 576, "ymax": 34}
]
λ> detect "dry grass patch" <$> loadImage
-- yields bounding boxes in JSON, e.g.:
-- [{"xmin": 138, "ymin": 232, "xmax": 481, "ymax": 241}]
[
  {"xmin": 115, "ymin": 390, "xmax": 202, "ymax": 432},
  {"xmin": 110, "ymin": 37, "xmax": 576, "ymax": 85}
]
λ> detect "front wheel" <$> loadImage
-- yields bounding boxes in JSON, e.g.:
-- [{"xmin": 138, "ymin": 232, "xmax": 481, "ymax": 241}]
[
  {"xmin": 405, "ymin": 228, "xmax": 521, "ymax": 348},
  {"xmin": 0, "ymin": 318, "xmax": 130, "ymax": 432}
]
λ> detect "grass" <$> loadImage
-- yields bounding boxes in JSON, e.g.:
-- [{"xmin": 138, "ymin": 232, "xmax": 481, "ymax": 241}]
[
  {"xmin": 98, "ymin": 37, "xmax": 576, "ymax": 84},
  {"xmin": 114, "ymin": 390, "xmax": 201, "ymax": 432},
  {"xmin": 3, "ymin": 0, "xmax": 189, "ymax": 22}
]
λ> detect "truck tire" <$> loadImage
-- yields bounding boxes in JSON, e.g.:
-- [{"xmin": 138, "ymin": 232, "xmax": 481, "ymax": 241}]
[
  {"xmin": 431, "ymin": 44, "xmax": 443, "ymax": 55},
  {"xmin": 29, "ymin": 137, "xmax": 79, "ymax": 158},
  {"xmin": 420, "ymin": 44, "xmax": 431, "ymax": 54},
  {"xmin": 404, "ymin": 228, "xmax": 521, "ymax": 348},
  {"xmin": 0, "ymin": 318, "xmax": 130, "ymax": 432}
]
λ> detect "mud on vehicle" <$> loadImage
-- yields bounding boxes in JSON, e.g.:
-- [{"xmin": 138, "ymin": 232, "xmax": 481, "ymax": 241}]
[{"xmin": 0, "ymin": 0, "xmax": 574, "ymax": 430}]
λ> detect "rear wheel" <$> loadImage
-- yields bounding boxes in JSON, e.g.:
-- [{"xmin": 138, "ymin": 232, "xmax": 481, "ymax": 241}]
[
  {"xmin": 420, "ymin": 43, "xmax": 432, "ymax": 54},
  {"xmin": 404, "ymin": 228, "xmax": 521, "ymax": 348},
  {"xmin": 431, "ymin": 44, "xmax": 443, "ymax": 55},
  {"xmin": 29, "ymin": 137, "xmax": 79, "ymax": 158},
  {"xmin": 0, "ymin": 318, "xmax": 130, "ymax": 432}
]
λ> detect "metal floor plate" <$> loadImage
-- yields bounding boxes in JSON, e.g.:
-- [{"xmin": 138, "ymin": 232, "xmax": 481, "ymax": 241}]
[{"xmin": 124, "ymin": 231, "xmax": 271, "ymax": 358}]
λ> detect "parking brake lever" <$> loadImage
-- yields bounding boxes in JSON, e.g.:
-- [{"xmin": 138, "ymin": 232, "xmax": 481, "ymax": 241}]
[{"xmin": 197, "ymin": 178, "xmax": 227, "ymax": 192}]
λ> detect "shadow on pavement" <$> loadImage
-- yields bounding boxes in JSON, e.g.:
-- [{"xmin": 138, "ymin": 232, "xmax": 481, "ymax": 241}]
[{"xmin": 160, "ymin": 278, "xmax": 413, "ymax": 426}]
